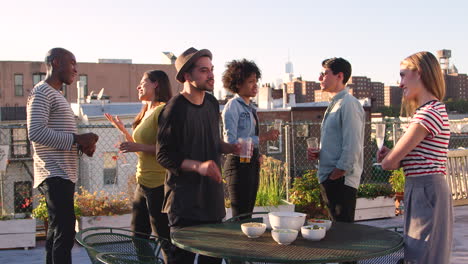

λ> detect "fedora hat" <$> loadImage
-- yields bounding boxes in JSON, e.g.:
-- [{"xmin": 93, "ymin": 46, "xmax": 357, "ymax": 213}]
[{"xmin": 175, "ymin": 47, "xmax": 212, "ymax": 83}]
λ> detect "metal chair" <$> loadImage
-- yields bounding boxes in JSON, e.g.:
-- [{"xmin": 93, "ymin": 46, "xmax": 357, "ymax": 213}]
[
  {"xmin": 75, "ymin": 227, "xmax": 169, "ymax": 264},
  {"xmin": 96, "ymin": 252, "xmax": 164, "ymax": 264}
]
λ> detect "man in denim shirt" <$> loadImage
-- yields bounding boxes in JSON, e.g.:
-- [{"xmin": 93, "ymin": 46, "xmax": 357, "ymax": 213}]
[{"xmin": 310, "ymin": 57, "xmax": 364, "ymax": 224}]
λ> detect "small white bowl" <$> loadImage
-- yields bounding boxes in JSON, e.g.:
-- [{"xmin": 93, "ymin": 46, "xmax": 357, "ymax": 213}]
[
  {"xmin": 271, "ymin": 229, "xmax": 299, "ymax": 245},
  {"xmin": 268, "ymin": 212, "xmax": 306, "ymax": 231},
  {"xmin": 307, "ymin": 219, "xmax": 332, "ymax": 231},
  {"xmin": 241, "ymin": 222, "xmax": 267, "ymax": 238},
  {"xmin": 301, "ymin": 225, "xmax": 326, "ymax": 241}
]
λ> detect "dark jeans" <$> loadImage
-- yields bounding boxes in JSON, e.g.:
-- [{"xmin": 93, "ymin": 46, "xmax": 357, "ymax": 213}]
[
  {"xmin": 320, "ymin": 177, "xmax": 358, "ymax": 264},
  {"xmin": 224, "ymin": 149, "xmax": 260, "ymax": 219},
  {"xmin": 38, "ymin": 177, "xmax": 76, "ymax": 264},
  {"xmin": 319, "ymin": 177, "xmax": 357, "ymax": 223},
  {"xmin": 168, "ymin": 216, "xmax": 223, "ymax": 264},
  {"xmin": 131, "ymin": 184, "xmax": 172, "ymax": 262}
]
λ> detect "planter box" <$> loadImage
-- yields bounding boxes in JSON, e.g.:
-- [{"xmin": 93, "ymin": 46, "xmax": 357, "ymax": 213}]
[
  {"xmin": 224, "ymin": 200, "xmax": 295, "ymax": 221},
  {"xmin": 76, "ymin": 214, "xmax": 132, "ymax": 233},
  {"xmin": 355, "ymin": 196, "xmax": 395, "ymax": 221},
  {"xmin": 0, "ymin": 218, "xmax": 36, "ymax": 249}
]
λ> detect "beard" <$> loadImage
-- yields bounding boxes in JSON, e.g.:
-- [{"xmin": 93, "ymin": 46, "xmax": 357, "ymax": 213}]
[{"xmin": 194, "ymin": 80, "xmax": 214, "ymax": 92}]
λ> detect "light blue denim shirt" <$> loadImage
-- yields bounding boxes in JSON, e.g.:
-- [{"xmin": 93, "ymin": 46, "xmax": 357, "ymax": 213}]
[
  {"xmin": 222, "ymin": 95, "xmax": 259, "ymax": 147},
  {"xmin": 318, "ymin": 89, "xmax": 365, "ymax": 189}
]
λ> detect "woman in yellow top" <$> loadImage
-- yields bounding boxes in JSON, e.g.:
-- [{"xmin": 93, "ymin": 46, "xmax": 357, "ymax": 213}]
[{"xmin": 105, "ymin": 70, "xmax": 172, "ymax": 262}]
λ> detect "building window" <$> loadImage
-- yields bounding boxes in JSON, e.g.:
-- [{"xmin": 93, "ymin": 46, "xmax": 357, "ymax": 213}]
[
  {"xmin": 14, "ymin": 181, "xmax": 32, "ymax": 214},
  {"xmin": 10, "ymin": 128, "xmax": 31, "ymax": 158},
  {"xmin": 103, "ymin": 152, "xmax": 118, "ymax": 185},
  {"xmin": 32, "ymin": 73, "xmax": 46, "ymax": 86},
  {"xmin": 79, "ymin": 75, "xmax": 88, "ymax": 97},
  {"xmin": 14, "ymin": 74, "xmax": 23, "ymax": 96}
]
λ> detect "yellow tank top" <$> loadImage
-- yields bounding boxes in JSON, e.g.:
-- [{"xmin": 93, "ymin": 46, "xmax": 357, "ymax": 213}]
[{"xmin": 132, "ymin": 103, "xmax": 166, "ymax": 188}]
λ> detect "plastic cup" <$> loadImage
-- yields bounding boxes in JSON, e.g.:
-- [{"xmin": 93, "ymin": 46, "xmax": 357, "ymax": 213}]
[
  {"xmin": 238, "ymin": 137, "xmax": 253, "ymax": 163},
  {"xmin": 306, "ymin": 137, "xmax": 319, "ymax": 161}
]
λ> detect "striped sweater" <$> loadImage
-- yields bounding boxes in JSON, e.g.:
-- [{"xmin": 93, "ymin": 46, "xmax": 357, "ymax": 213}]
[
  {"xmin": 401, "ymin": 100, "xmax": 450, "ymax": 177},
  {"xmin": 27, "ymin": 81, "xmax": 78, "ymax": 187}
]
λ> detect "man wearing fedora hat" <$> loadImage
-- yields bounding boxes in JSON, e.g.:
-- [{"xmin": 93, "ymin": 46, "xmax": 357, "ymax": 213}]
[{"xmin": 157, "ymin": 47, "xmax": 238, "ymax": 264}]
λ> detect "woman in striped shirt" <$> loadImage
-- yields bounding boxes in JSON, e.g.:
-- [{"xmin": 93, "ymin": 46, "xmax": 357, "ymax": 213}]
[{"xmin": 378, "ymin": 51, "xmax": 452, "ymax": 264}]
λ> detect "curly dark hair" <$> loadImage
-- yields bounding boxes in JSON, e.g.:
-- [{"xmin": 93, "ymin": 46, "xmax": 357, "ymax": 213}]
[{"xmin": 222, "ymin": 59, "xmax": 262, "ymax": 94}]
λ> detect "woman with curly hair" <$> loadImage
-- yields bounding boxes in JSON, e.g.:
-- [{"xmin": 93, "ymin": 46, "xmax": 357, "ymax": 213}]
[
  {"xmin": 222, "ymin": 59, "xmax": 279, "ymax": 218},
  {"xmin": 378, "ymin": 51, "xmax": 452, "ymax": 264}
]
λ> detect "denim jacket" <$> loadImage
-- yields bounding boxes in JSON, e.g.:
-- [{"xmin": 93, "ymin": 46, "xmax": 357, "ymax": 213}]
[{"xmin": 222, "ymin": 95, "xmax": 259, "ymax": 146}]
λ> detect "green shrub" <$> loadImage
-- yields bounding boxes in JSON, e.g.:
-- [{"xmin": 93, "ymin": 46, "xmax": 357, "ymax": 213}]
[
  {"xmin": 289, "ymin": 170, "xmax": 328, "ymax": 219},
  {"xmin": 389, "ymin": 168, "xmax": 405, "ymax": 193},
  {"xmin": 357, "ymin": 183, "xmax": 394, "ymax": 199}
]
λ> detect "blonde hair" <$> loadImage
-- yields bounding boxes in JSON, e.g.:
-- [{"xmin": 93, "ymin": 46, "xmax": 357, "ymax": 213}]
[{"xmin": 400, "ymin": 51, "xmax": 445, "ymax": 116}]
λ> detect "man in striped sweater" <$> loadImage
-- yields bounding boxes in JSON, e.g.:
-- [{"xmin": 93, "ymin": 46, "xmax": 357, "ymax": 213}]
[{"xmin": 27, "ymin": 48, "xmax": 98, "ymax": 264}]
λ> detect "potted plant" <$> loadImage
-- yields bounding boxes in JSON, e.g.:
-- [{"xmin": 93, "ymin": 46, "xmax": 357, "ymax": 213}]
[
  {"xmin": 389, "ymin": 168, "xmax": 405, "ymax": 215},
  {"xmin": 355, "ymin": 183, "xmax": 395, "ymax": 221},
  {"xmin": 32, "ymin": 195, "xmax": 80, "ymax": 236},
  {"xmin": 1, "ymin": 198, "xmax": 36, "ymax": 249},
  {"xmin": 224, "ymin": 156, "xmax": 294, "ymax": 220},
  {"xmin": 74, "ymin": 187, "xmax": 132, "ymax": 232},
  {"xmin": 288, "ymin": 170, "xmax": 328, "ymax": 219}
]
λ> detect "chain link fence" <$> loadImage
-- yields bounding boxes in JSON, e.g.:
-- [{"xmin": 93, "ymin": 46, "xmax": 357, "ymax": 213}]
[{"xmin": 1, "ymin": 120, "xmax": 467, "ymax": 218}]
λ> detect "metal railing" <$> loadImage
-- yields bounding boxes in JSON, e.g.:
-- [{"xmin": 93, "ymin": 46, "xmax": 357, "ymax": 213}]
[
  {"xmin": 1, "ymin": 119, "xmax": 467, "ymax": 217},
  {"xmin": 447, "ymin": 148, "xmax": 468, "ymax": 205}
]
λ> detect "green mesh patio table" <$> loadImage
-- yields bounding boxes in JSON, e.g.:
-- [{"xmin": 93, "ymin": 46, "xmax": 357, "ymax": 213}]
[{"xmin": 171, "ymin": 221, "xmax": 403, "ymax": 263}]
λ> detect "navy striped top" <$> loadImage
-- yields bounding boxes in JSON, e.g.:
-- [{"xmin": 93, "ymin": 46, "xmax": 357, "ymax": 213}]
[
  {"xmin": 402, "ymin": 100, "xmax": 450, "ymax": 177},
  {"xmin": 27, "ymin": 81, "xmax": 78, "ymax": 187}
]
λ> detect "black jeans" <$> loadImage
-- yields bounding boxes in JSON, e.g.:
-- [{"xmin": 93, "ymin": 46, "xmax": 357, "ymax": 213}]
[
  {"xmin": 38, "ymin": 177, "xmax": 76, "ymax": 264},
  {"xmin": 224, "ymin": 149, "xmax": 260, "ymax": 219},
  {"xmin": 131, "ymin": 184, "xmax": 172, "ymax": 262},
  {"xmin": 319, "ymin": 177, "xmax": 357, "ymax": 223},
  {"xmin": 168, "ymin": 216, "xmax": 222, "ymax": 264}
]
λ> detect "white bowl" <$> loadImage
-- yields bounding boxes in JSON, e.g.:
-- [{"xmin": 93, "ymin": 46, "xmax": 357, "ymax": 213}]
[
  {"xmin": 271, "ymin": 229, "xmax": 299, "ymax": 245},
  {"xmin": 307, "ymin": 219, "xmax": 332, "ymax": 231},
  {"xmin": 301, "ymin": 225, "xmax": 326, "ymax": 241},
  {"xmin": 241, "ymin": 222, "xmax": 267, "ymax": 238},
  {"xmin": 268, "ymin": 212, "xmax": 306, "ymax": 231}
]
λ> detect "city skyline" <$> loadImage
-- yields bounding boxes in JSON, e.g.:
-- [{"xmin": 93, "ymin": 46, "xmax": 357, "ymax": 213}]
[{"xmin": 1, "ymin": 0, "xmax": 467, "ymax": 97}]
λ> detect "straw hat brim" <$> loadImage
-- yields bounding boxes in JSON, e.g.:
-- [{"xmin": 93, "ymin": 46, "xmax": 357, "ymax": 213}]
[{"xmin": 176, "ymin": 49, "xmax": 212, "ymax": 83}]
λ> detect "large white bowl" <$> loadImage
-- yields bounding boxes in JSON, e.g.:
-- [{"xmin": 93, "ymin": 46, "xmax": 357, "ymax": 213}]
[
  {"xmin": 301, "ymin": 225, "xmax": 326, "ymax": 241},
  {"xmin": 241, "ymin": 222, "xmax": 267, "ymax": 238},
  {"xmin": 268, "ymin": 212, "xmax": 306, "ymax": 231},
  {"xmin": 307, "ymin": 219, "xmax": 332, "ymax": 231},
  {"xmin": 271, "ymin": 229, "xmax": 298, "ymax": 245}
]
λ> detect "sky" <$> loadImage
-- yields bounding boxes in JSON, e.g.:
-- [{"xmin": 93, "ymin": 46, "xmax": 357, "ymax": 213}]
[{"xmin": 1, "ymin": 0, "xmax": 467, "ymax": 97}]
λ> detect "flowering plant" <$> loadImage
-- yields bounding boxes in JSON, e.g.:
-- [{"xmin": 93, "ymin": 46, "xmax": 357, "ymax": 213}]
[
  {"xmin": 32, "ymin": 187, "xmax": 132, "ymax": 220},
  {"xmin": 74, "ymin": 187, "xmax": 131, "ymax": 217},
  {"xmin": 32, "ymin": 195, "xmax": 80, "ymax": 221}
]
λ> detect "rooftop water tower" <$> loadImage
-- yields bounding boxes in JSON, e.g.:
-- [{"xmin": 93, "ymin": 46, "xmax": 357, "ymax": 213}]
[{"xmin": 436, "ymin": 49, "xmax": 451, "ymax": 73}]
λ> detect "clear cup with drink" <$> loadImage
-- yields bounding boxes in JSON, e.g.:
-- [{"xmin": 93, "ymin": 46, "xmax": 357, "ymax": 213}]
[
  {"xmin": 307, "ymin": 137, "xmax": 319, "ymax": 160},
  {"xmin": 238, "ymin": 137, "xmax": 253, "ymax": 163}
]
